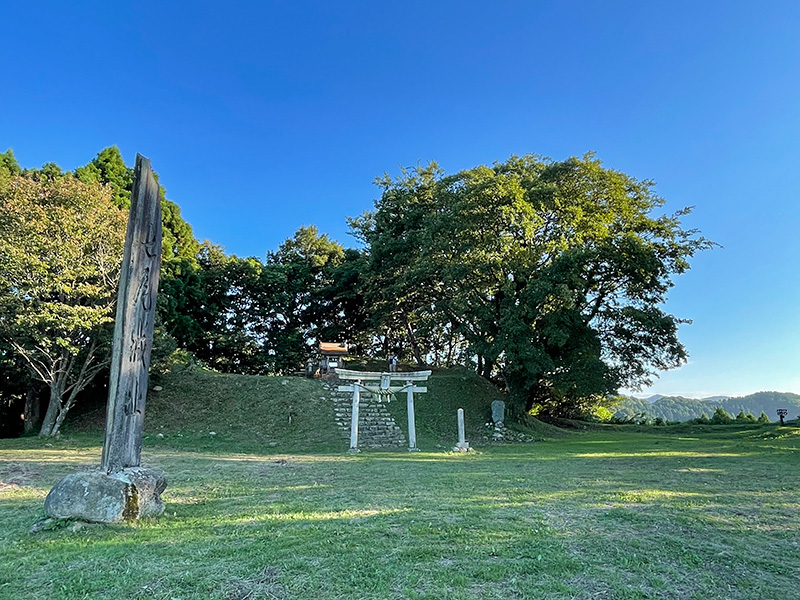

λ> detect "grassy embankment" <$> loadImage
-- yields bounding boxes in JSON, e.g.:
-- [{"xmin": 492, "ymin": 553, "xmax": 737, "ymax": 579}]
[
  {"xmin": 1, "ymin": 368, "xmax": 798, "ymax": 599},
  {"xmin": 68, "ymin": 363, "xmax": 558, "ymax": 452}
]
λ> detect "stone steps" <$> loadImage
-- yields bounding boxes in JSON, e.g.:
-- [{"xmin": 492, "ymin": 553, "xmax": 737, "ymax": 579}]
[{"xmin": 326, "ymin": 381, "xmax": 407, "ymax": 449}]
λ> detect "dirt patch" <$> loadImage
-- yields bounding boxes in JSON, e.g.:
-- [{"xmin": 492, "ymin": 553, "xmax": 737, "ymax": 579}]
[{"xmin": 0, "ymin": 462, "xmax": 39, "ymax": 489}]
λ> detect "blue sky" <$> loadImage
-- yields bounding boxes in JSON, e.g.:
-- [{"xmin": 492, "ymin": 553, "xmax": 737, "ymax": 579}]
[{"xmin": 3, "ymin": 1, "xmax": 798, "ymax": 397}]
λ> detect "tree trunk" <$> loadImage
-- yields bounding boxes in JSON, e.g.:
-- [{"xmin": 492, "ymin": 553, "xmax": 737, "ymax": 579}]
[
  {"xmin": 39, "ymin": 384, "xmax": 62, "ymax": 436},
  {"xmin": 23, "ymin": 388, "xmax": 40, "ymax": 434},
  {"xmin": 445, "ymin": 334, "xmax": 455, "ymax": 367},
  {"xmin": 404, "ymin": 316, "xmax": 425, "ymax": 366},
  {"xmin": 381, "ymin": 333, "xmax": 390, "ymax": 361},
  {"xmin": 481, "ymin": 358, "xmax": 494, "ymax": 380},
  {"xmin": 50, "ymin": 397, "xmax": 71, "ymax": 436}
]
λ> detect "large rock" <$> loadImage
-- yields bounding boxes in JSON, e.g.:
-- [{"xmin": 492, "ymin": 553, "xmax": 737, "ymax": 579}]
[{"xmin": 44, "ymin": 468, "xmax": 167, "ymax": 523}]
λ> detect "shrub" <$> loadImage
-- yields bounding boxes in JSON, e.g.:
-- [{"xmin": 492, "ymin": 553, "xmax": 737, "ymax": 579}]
[{"xmin": 710, "ymin": 407, "xmax": 734, "ymax": 424}]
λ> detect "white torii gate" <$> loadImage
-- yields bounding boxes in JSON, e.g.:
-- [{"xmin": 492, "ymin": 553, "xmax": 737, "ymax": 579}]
[{"xmin": 336, "ymin": 368, "xmax": 431, "ymax": 452}]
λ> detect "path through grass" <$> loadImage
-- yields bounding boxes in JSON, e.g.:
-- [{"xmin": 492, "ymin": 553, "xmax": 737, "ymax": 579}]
[{"xmin": 1, "ymin": 428, "xmax": 798, "ymax": 599}]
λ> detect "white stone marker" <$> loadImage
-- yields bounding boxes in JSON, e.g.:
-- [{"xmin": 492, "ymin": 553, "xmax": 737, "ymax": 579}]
[
  {"xmin": 349, "ymin": 383, "xmax": 361, "ymax": 452},
  {"xmin": 406, "ymin": 384, "xmax": 419, "ymax": 451},
  {"xmin": 453, "ymin": 407, "xmax": 471, "ymax": 452}
]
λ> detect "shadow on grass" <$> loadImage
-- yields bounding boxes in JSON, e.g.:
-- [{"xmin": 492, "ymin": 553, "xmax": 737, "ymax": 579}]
[{"xmin": 3, "ymin": 430, "xmax": 799, "ymax": 600}]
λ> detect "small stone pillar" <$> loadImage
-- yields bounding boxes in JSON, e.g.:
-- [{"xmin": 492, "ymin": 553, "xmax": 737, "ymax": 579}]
[
  {"xmin": 453, "ymin": 408, "xmax": 471, "ymax": 452},
  {"xmin": 349, "ymin": 384, "xmax": 361, "ymax": 452},
  {"xmin": 406, "ymin": 384, "xmax": 418, "ymax": 451}
]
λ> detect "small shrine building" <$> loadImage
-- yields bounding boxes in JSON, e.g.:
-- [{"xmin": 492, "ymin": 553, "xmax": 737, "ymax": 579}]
[{"xmin": 319, "ymin": 342, "xmax": 348, "ymax": 374}]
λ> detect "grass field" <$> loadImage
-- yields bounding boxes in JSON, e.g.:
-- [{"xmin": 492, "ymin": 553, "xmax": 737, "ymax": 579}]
[{"xmin": 1, "ymin": 426, "xmax": 798, "ymax": 600}]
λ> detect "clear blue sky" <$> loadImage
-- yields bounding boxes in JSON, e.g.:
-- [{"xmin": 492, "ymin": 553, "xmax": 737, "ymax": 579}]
[{"xmin": 3, "ymin": 1, "xmax": 798, "ymax": 398}]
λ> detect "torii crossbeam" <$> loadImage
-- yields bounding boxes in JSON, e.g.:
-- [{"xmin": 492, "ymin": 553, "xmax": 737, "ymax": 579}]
[{"xmin": 336, "ymin": 369, "xmax": 431, "ymax": 452}]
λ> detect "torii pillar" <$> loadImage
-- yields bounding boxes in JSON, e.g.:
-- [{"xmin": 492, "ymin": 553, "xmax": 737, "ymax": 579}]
[{"xmin": 337, "ymin": 369, "xmax": 430, "ymax": 452}]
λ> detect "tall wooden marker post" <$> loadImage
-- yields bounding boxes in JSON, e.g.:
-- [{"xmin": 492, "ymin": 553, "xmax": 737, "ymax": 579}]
[
  {"xmin": 44, "ymin": 155, "xmax": 167, "ymax": 523},
  {"xmin": 101, "ymin": 154, "xmax": 162, "ymax": 472}
]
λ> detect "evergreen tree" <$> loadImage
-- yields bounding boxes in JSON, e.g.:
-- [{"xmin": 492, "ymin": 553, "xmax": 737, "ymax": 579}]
[
  {"xmin": 75, "ymin": 146, "xmax": 199, "ymax": 265},
  {"xmin": 710, "ymin": 407, "xmax": 734, "ymax": 424},
  {"xmin": 0, "ymin": 149, "xmax": 21, "ymax": 190}
]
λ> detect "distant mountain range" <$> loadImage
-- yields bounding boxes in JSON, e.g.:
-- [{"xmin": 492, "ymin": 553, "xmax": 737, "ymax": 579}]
[
  {"xmin": 615, "ymin": 391, "xmax": 800, "ymax": 423},
  {"xmin": 643, "ymin": 394, "xmax": 730, "ymax": 404}
]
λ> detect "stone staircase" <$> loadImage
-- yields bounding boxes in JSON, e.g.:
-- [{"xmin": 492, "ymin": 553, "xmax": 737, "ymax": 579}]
[{"xmin": 326, "ymin": 380, "xmax": 407, "ymax": 449}]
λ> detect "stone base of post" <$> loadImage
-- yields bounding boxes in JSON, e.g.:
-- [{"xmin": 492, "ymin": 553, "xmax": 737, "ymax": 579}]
[{"xmin": 45, "ymin": 468, "xmax": 166, "ymax": 523}]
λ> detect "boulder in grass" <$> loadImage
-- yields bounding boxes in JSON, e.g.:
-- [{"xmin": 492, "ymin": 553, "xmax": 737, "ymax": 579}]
[{"xmin": 44, "ymin": 468, "xmax": 166, "ymax": 523}]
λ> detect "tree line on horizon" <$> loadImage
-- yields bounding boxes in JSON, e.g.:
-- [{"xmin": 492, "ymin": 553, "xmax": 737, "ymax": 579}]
[
  {"xmin": 615, "ymin": 391, "xmax": 800, "ymax": 424},
  {"xmin": 0, "ymin": 146, "xmax": 713, "ymax": 437}
]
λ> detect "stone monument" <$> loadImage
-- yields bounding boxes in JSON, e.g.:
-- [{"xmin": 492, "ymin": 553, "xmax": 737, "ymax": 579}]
[
  {"xmin": 453, "ymin": 408, "xmax": 471, "ymax": 452},
  {"xmin": 44, "ymin": 155, "xmax": 167, "ymax": 523},
  {"xmin": 491, "ymin": 400, "xmax": 505, "ymax": 426}
]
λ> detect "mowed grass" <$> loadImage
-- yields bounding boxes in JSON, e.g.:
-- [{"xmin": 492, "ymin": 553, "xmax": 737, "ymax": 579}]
[{"xmin": 1, "ymin": 427, "xmax": 798, "ymax": 600}]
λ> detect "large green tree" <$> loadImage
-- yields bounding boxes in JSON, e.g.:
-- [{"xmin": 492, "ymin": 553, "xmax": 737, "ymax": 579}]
[
  {"xmin": 158, "ymin": 227, "xmax": 368, "ymax": 375},
  {"xmin": 266, "ymin": 225, "xmax": 347, "ymax": 369},
  {"xmin": 164, "ymin": 243, "xmax": 287, "ymax": 374},
  {"xmin": 352, "ymin": 154, "xmax": 712, "ymax": 417},
  {"xmin": 0, "ymin": 149, "xmax": 22, "ymax": 191},
  {"xmin": 0, "ymin": 175, "xmax": 126, "ymax": 436},
  {"xmin": 75, "ymin": 146, "xmax": 199, "ymax": 265}
]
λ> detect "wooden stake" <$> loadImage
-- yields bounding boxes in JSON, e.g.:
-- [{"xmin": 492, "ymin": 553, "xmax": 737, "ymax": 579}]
[{"xmin": 101, "ymin": 155, "xmax": 162, "ymax": 473}]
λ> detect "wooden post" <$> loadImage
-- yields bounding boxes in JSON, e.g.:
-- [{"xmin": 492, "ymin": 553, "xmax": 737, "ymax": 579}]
[{"xmin": 101, "ymin": 155, "xmax": 162, "ymax": 473}]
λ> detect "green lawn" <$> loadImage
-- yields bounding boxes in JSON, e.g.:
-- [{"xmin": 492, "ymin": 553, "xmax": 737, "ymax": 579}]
[{"xmin": 1, "ymin": 427, "xmax": 798, "ymax": 599}]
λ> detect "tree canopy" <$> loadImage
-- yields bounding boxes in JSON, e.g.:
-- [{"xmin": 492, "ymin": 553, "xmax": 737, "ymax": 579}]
[
  {"xmin": 0, "ymin": 174, "xmax": 126, "ymax": 435},
  {"xmin": 0, "ymin": 146, "xmax": 716, "ymax": 434},
  {"xmin": 352, "ymin": 154, "xmax": 713, "ymax": 416},
  {"xmin": 75, "ymin": 146, "xmax": 199, "ymax": 265}
]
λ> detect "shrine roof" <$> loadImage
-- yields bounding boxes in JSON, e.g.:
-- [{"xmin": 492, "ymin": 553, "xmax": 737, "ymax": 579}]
[{"xmin": 320, "ymin": 342, "xmax": 348, "ymax": 355}]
